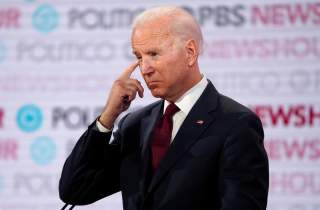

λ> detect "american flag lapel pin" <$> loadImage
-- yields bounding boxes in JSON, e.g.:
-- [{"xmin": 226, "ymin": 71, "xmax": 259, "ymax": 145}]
[{"xmin": 196, "ymin": 120, "xmax": 204, "ymax": 125}]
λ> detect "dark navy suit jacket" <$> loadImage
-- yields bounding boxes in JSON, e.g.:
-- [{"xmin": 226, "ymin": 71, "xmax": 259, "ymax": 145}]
[{"xmin": 59, "ymin": 81, "xmax": 269, "ymax": 210}]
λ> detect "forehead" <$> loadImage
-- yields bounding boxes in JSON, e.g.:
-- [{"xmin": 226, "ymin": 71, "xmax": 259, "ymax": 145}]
[{"xmin": 131, "ymin": 20, "xmax": 173, "ymax": 50}]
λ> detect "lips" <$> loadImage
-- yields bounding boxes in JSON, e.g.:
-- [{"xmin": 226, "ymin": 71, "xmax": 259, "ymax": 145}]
[{"xmin": 147, "ymin": 81, "xmax": 160, "ymax": 89}]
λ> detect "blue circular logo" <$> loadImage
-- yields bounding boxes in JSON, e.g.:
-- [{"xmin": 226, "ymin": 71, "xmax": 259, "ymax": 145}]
[
  {"xmin": 32, "ymin": 4, "xmax": 59, "ymax": 33},
  {"xmin": 30, "ymin": 136, "xmax": 56, "ymax": 166},
  {"xmin": 0, "ymin": 42, "xmax": 6, "ymax": 62},
  {"xmin": 16, "ymin": 104, "xmax": 43, "ymax": 132}
]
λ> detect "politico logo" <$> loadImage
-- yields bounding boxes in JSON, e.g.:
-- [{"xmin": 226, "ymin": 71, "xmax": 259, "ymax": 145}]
[
  {"xmin": 30, "ymin": 136, "xmax": 56, "ymax": 166},
  {"xmin": 67, "ymin": 5, "xmax": 247, "ymax": 30},
  {"xmin": 0, "ymin": 7, "xmax": 21, "ymax": 29},
  {"xmin": 52, "ymin": 106, "xmax": 103, "ymax": 129},
  {"xmin": 51, "ymin": 106, "xmax": 141, "ymax": 129},
  {"xmin": 16, "ymin": 40, "xmax": 115, "ymax": 62},
  {"xmin": 32, "ymin": 4, "xmax": 59, "ymax": 33},
  {"xmin": 0, "ymin": 72, "xmax": 114, "ymax": 94},
  {"xmin": 16, "ymin": 104, "xmax": 43, "ymax": 132},
  {"xmin": 13, "ymin": 172, "xmax": 59, "ymax": 195},
  {"xmin": 68, "ymin": 7, "xmax": 143, "ymax": 30}
]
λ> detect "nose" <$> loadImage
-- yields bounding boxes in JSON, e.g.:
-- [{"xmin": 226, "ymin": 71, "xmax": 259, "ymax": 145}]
[{"xmin": 140, "ymin": 58, "xmax": 154, "ymax": 75}]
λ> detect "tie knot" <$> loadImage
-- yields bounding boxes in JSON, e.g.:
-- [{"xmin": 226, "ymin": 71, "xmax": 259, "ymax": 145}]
[{"xmin": 164, "ymin": 103, "xmax": 180, "ymax": 118}]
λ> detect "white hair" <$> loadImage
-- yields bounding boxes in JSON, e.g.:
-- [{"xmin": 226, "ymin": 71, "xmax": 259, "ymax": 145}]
[{"xmin": 132, "ymin": 6, "xmax": 203, "ymax": 54}]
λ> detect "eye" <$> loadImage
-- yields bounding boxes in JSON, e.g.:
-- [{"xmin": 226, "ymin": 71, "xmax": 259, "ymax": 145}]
[{"xmin": 149, "ymin": 51, "xmax": 158, "ymax": 57}]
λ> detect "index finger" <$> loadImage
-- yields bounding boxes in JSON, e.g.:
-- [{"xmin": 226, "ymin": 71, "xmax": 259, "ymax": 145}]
[{"xmin": 119, "ymin": 61, "xmax": 139, "ymax": 79}]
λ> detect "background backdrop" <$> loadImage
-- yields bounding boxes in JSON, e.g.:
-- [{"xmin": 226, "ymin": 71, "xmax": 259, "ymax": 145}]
[{"xmin": 0, "ymin": 0, "xmax": 319, "ymax": 209}]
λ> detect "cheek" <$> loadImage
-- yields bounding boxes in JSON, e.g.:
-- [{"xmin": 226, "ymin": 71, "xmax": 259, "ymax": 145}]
[
  {"xmin": 161, "ymin": 70, "xmax": 180, "ymax": 91},
  {"xmin": 164, "ymin": 56, "xmax": 186, "ymax": 78},
  {"xmin": 154, "ymin": 50, "xmax": 185, "ymax": 84}
]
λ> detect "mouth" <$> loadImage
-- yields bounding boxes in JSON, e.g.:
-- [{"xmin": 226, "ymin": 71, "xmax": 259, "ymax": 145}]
[{"xmin": 147, "ymin": 81, "xmax": 160, "ymax": 90}]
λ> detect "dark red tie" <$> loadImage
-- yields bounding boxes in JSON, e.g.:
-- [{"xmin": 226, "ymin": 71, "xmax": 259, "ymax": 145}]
[{"xmin": 151, "ymin": 103, "xmax": 180, "ymax": 171}]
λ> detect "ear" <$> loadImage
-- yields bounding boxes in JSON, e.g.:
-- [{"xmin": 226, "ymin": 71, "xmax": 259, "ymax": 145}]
[{"xmin": 185, "ymin": 39, "xmax": 198, "ymax": 67}]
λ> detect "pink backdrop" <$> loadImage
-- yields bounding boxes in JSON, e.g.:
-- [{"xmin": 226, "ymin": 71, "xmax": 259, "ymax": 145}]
[{"xmin": 0, "ymin": 0, "xmax": 319, "ymax": 209}]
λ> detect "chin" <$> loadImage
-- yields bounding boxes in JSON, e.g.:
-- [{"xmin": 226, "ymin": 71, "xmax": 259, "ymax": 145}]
[
  {"xmin": 150, "ymin": 92, "xmax": 162, "ymax": 99},
  {"xmin": 150, "ymin": 89, "xmax": 166, "ymax": 99}
]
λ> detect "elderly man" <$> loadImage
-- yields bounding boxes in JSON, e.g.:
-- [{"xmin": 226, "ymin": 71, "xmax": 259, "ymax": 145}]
[{"xmin": 59, "ymin": 6, "xmax": 269, "ymax": 210}]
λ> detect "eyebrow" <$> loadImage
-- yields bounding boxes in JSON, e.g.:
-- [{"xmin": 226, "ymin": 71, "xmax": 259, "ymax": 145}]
[
  {"xmin": 132, "ymin": 47, "xmax": 160, "ymax": 55},
  {"xmin": 132, "ymin": 51, "xmax": 140, "ymax": 58},
  {"xmin": 147, "ymin": 48, "xmax": 160, "ymax": 53},
  {"xmin": 132, "ymin": 47, "xmax": 161, "ymax": 56}
]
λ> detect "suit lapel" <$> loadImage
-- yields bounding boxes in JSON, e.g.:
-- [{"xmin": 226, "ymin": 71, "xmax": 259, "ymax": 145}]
[
  {"xmin": 140, "ymin": 101, "xmax": 163, "ymax": 195},
  {"xmin": 147, "ymin": 82, "xmax": 219, "ymax": 194}
]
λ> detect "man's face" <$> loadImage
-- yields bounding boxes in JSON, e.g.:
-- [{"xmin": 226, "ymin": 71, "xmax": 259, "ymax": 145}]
[{"xmin": 131, "ymin": 20, "xmax": 190, "ymax": 102}]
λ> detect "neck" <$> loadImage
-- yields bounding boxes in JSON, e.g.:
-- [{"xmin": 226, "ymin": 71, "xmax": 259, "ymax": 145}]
[{"xmin": 167, "ymin": 68, "xmax": 202, "ymax": 103}]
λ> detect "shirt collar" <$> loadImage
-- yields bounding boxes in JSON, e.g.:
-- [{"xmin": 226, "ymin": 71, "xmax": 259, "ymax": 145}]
[{"xmin": 163, "ymin": 75, "xmax": 208, "ymax": 115}]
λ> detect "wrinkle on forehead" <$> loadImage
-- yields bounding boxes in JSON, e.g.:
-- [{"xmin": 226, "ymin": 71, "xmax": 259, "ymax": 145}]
[
  {"xmin": 132, "ymin": 27, "xmax": 173, "ymax": 50},
  {"xmin": 132, "ymin": 18, "xmax": 173, "ymax": 46},
  {"xmin": 133, "ymin": 32, "xmax": 170, "ymax": 46},
  {"xmin": 132, "ymin": 6, "xmax": 203, "ymax": 53}
]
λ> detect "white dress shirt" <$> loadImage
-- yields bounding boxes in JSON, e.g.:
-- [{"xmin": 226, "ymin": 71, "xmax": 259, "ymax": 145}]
[
  {"xmin": 97, "ymin": 76, "xmax": 208, "ymax": 143},
  {"xmin": 163, "ymin": 76, "xmax": 208, "ymax": 142}
]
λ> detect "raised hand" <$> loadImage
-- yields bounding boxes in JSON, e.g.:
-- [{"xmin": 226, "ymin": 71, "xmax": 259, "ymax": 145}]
[{"xmin": 99, "ymin": 61, "xmax": 144, "ymax": 129}]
